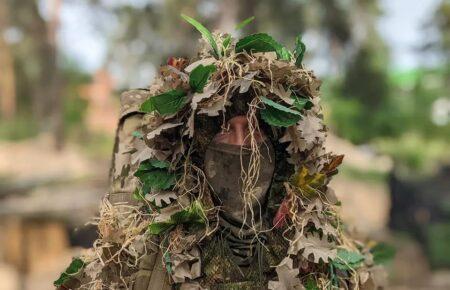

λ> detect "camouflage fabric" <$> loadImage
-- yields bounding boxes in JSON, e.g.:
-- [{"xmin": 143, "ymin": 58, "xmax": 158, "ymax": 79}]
[
  {"xmin": 107, "ymin": 90, "xmax": 286, "ymax": 290},
  {"xmin": 200, "ymin": 228, "xmax": 289, "ymax": 290},
  {"xmin": 109, "ymin": 89, "xmax": 171, "ymax": 290},
  {"xmin": 109, "ymin": 88, "xmax": 148, "ymax": 205}
]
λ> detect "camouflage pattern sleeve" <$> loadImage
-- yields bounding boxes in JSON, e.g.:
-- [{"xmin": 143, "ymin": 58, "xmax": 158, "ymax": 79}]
[
  {"xmin": 108, "ymin": 89, "xmax": 171, "ymax": 290},
  {"xmin": 109, "ymin": 89, "xmax": 149, "ymax": 204},
  {"xmin": 109, "ymin": 89, "xmax": 171, "ymax": 290}
]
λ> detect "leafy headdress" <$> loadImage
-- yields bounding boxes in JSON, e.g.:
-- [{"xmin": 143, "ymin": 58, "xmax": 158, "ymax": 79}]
[{"xmin": 55, "ymin": 16, "xmax": 388, "ymax": 290}]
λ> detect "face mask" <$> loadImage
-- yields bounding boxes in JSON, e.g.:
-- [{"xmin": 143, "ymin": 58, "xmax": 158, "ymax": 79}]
[{"xmin": 204, "ymin": 116, "xmax": 275, "ymax": 226}]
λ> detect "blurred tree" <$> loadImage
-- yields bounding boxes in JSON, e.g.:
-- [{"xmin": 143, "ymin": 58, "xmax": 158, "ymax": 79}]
[
  {"xmin": 427, "ymin": 1, "xmax": 450, "ymax": 117},
  {"xmin": 342, "ymin": 40, "xmax": 389, "ymax": 110},
  {"xmin": 316, "ymin": 0, "xmax": 352, "ymax": 73},
  {"xmin": 90, "ymin": 0, "xmax": 357, "ymax": 88},
  {"xmin": 100, "ymin": 0, "xmax": 204, "ymax": 88},
  {"xmin": 5, "ymin": 0, "xmax": 64, "ymax": 148},
  {"xmin": 403, "ymin": 1, "xmax": 450, "ymax": 140},
  {"xmin": 368, "ymin": 1, "xmax": 450, "ymax": 172},
  {"xmin": 432, "ymin": 1, "xmax": 450, "ymax": 64},
  {"xmin": 329, "ymin": 0, "xmax": 398, "ymax": 144},
  {"xmin": 0, "ymin": 0, "xmax": 16, "ymax": 120}
]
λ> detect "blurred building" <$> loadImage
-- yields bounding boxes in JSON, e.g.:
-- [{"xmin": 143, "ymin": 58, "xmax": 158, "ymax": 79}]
[
  {"xmin": 81, "ymin": 69, "xmax": 119, "ymax": 134},
  {"xmin": 0, "ymin": 136, "xmax": 107, "ymax": 290}
]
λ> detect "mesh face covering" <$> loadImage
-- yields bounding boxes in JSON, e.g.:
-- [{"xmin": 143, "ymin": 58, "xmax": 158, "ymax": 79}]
[{"xmin": 205, "ymin": 141, "xmax": 274, "ymax": 265}]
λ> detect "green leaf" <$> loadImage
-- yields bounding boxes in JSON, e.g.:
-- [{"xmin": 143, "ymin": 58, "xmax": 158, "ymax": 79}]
[
  {"xmin": 260, "ymin": 96, "xmax": 302, "ymax": 127},
  {"xmin": 54, "ymin": 258, "xmax": 85, "ymax": 286},
  {"xmin": 140, "ymin": 97, "xmax": 155, "ymax": 113},
  {"xmin": 133, "ymin": 188, "xmax": 145, "ymax": 201},
  {"xmin": 181, "ymin": 14, "xmax": 220, "ymax": 58},
  {"xmin": 164, "ymin": 252, "xmax": 173, "ymax": 274},
  {"xmin": 148, "ymin": 201, "xmax": 207, "ymax": 235},
  {"xmin": 135, "ymin": 159, "xmax": 177, "ymax": 192},
  {"xmin": 136, "ymin": 159, "xmax": 169, "ymax": 172},
  {"xmin": 294, "ymin": 35, "xmax": 306, "ymax": 66},
  {"xmin": 332, "ymin": 249, "xmax": 365, "ymax": 270},
  {"xmin": 371, "ymin": 243, "xmax": 396, "ymax": 264},
  {"xmin": 141, "ymin": 170, "xmax": 177, "ymax": 191},
  {"xmin": 132, "ymin": 131, "xmax": 144, "ymax": 139},
  {"xmin": 148, "ymin": 222, "xmax": 174, "ymax": 235},
  {"xmin": 235, "ymin": 33, "xmax": 291, "ymax": 60},
  {"xmin": 149, "ymin": 159, "xmax": 171, "ymax": 169},
  {"xmin": 235, "ymin": 16, "xmax": 255, "ymax": 30},
  {"xmin": 171, "ymin": 200, "xmax": 206, "ymax": 225},
  {"xmin": 278, "ymin": 46, "xmax": 291, "ymax": 61},
  {"xmin": 140, "ymin": 89, "xmax": 187, "ymax": 116},
  {"xmin": 261, "ymin": 97, "xmax": 301, "ymax": 115},
  {"xmin": 329, "ymin": 263, "xmax": 339, "ymax": 287},
  {"xmin": 292, "ymin": 95, "xmax": 313, "ymax": 111},
  {"xmin": 223, "ymin": 34, "xmax": 232, "ymax": 50},
  {"xmin": 305, "ymin": 277, "xmax": 319, "ymax": 290},
  {"xmin": 135, "ymin": 164, "xmax": 152, "ymax": 174},
  {"xmin": 189, "ymin": 64, "xmax": 216, "ymax": 93}
]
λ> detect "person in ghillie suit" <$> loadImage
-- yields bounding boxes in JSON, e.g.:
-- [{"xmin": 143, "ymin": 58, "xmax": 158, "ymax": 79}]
[{"xmin": 55, "ymin": 16, "xmax": 388, "ymax": 290}]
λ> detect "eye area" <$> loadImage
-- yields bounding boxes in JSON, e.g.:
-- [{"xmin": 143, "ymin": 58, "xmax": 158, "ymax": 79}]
[{"xmin": 213, "ymin": 115, "xmax": 266, "ymax": 146}]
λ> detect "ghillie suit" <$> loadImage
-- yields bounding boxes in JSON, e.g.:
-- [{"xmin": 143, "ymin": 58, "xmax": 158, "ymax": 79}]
[{"xmin": 55, "ymin": 16, "xmax": 388, "ymax": 290}]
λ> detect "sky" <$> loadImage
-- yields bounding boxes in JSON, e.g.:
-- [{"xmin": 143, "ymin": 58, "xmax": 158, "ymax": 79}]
[
  {"xmin": 378, "ymin": 0, "xmax": 441, "ymax": 70},
  {"xmin": 56, "ymin": 0, "xmax": 442, "ymax": 74}
]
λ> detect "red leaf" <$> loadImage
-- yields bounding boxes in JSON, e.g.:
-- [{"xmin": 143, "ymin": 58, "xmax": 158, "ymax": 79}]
[
  {"xmin": 273, "ymin": 198, "xmax": 290, "ymax": 228},
  {"xmin": 167, "ymin": 57, "xmax": 187, "ymax": 70},
  {"xmin": 167, "ymin": 57, "xmax": 177, "ymax": 67}
]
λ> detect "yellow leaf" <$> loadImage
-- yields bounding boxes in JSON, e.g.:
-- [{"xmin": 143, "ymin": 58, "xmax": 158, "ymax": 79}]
[{"xmin": 292, "ymin": 166, "xmax": 326, "ymax": 197}]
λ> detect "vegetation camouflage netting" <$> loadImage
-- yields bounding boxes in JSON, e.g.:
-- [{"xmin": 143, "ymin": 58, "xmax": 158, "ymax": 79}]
[{"xmin": 55, "ymin": 16, "xmax": 389, "ymax": 290}]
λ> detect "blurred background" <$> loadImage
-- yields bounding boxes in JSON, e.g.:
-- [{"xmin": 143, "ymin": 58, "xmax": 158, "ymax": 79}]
[{"xmin": 0, "ymin": 0, "xmax": 449, "ymax": 289}]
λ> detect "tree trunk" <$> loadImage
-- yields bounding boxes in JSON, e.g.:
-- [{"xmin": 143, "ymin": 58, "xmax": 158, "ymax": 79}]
[
  {"xmin": 9, "ymin": 0, "xmax": 64, "ymax": 149},
  {"xmin": 0, "ymin": 0, "xmax": 16, "ymax": 120},
  {"xmin": 47, "ymin": 0, "xmax": 64, "ymax": 150}
]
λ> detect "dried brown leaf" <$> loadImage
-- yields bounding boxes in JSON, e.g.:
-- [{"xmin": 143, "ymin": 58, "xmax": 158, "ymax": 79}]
[
  {"xmin": 171, "ymin": 247, "xmax": 201, "ymax": 283},
  {"xmin": 147, "ymin": 123, "xmax": 183, "ymax": 140},
  {"xmin": 184, "ymin": 58, "xmax": 216, "ymax": 72},
  {"xmin": 268, "ymin": 257, "xmax": 304, "ymax": 290},
  {"xmin": 145, "ymin": 191, "xmax": 177, "ymax": 207},
  {"xmin": 288, "ymin": 232, "xmax": 337, "ymax": 263}
]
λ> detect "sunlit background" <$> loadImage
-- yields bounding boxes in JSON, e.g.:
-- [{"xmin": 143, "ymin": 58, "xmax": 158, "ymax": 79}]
[{"xmin": 0, "ymin": 0, "xmax": 449, "ymax": 289}]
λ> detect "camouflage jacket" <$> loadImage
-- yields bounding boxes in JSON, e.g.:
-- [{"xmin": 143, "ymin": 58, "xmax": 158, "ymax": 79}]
[{"xmin": 109, "ymin": 89, "xmax": 171, "ymax": 290}]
